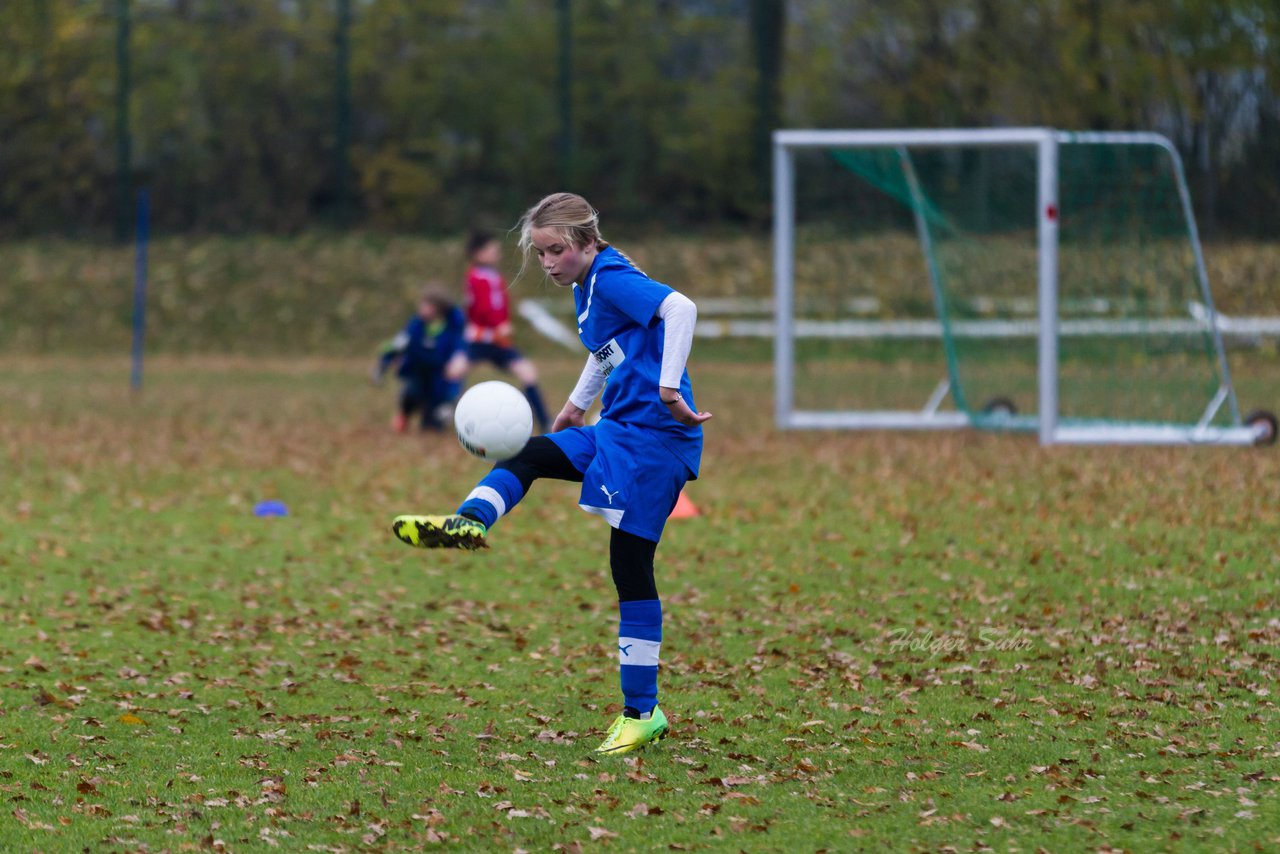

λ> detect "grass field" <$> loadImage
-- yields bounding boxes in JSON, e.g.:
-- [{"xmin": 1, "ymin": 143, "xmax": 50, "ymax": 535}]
[{"xmin": 3, "ymin": 353, "xmax": 1279, "ymax": 851}]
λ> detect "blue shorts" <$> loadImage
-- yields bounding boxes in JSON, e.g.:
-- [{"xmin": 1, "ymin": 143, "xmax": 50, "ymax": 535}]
[
  {"xmin": 547, "ymin": 420, "xmax": 692, "ymax": 543},
  {"xmin": 468, "ymin": 342, "xmax": 521, "ymax": 371}
]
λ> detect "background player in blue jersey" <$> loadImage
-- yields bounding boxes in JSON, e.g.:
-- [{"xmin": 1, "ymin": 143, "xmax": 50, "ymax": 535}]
[
  {"xmin": 391, "ymin": 193, "xmax": 711, "ymax": 755},
  {"xmin": 373, "ymin": 287, "xmax": 469, "ymax": 433}
]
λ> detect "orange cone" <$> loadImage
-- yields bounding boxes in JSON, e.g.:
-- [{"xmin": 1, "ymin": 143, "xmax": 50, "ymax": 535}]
[{"xmin": 668, "ymin": 491, "xmax": 701, "ymax": 520}]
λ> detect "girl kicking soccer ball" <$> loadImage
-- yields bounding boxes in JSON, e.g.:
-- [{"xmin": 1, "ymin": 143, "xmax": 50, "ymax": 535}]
[{"xmin": 392, "ymin": 192, "xmax": 711, "ymax": 755}]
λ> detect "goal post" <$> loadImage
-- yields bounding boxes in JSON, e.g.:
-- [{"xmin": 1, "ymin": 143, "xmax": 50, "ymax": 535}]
[{"xmin": 773, "ymin": 127, "xmax": 1268, "ymax": 446}]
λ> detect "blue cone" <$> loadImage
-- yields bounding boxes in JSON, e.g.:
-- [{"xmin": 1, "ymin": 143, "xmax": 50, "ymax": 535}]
[{"xmin": 253, "ymin": 500, "xmax": 290, "ymax": 518}]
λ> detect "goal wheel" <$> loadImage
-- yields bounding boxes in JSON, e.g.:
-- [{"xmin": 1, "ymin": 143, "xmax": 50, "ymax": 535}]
[
  {"xmin": 982, "ymin": 397, "xmax": 1018, "ymax": 417},
  {"xmin": 1245, "ymin": 409, "xmax": 1278, "ymax": 446}
]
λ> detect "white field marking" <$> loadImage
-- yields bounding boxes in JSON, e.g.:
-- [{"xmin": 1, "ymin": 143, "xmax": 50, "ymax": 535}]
[{"xmin": 517, "ymin": 300, "xmax": 581, "ymax": 350}]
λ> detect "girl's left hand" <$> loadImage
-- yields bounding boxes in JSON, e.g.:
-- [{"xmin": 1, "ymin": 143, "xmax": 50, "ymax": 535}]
[{"xmin": 664, "ymin": 397, "xmax": 713, "ymax": 427}]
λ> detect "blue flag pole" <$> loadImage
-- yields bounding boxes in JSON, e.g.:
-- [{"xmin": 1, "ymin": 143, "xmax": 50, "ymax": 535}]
[{"xmin": 130, "ymin": 189, "xmax": 149, "ymax": 391}]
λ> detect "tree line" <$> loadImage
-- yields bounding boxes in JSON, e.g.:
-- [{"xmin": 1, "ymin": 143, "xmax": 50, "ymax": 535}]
[{"xmin": 1, "ymin": 0, "xmax": 1276, "ymax": 238}]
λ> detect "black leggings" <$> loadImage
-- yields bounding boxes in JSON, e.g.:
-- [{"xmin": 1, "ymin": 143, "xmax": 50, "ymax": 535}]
[
  {"xmin": 493, "ymin": 436, "xmax": 659, "ymax": 602},
  {"xmin": 399, "ymin": 377, "xmax": 450, "ymax": 430}
]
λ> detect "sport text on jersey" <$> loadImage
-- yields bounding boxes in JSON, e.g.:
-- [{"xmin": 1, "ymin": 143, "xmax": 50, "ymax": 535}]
[{"xmin": 592, "ymin": 338, "xmax": 627, "ymax": 378}]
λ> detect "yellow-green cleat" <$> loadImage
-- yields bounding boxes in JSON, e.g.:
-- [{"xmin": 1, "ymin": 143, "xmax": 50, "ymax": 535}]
[
  {"xmin": 595, "ymin": 706, "xmax": 669, "ymax": 755},
  {"xmin": 392, "ymin": 514, "xmax": 488, "ymax": 550}
]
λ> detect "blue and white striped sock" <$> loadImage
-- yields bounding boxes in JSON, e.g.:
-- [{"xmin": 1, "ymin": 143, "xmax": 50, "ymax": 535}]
[
  {"xmin": 618, "ymin": 599, "xmax": 662, "ymax": 715},
  {"xmin": 456, "ymin": 469, "xmax": 524, "ymax": 530}
]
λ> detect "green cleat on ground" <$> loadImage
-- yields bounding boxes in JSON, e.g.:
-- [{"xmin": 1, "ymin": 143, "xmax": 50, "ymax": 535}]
[
  {"xmin": 595, "ymin": 706, "xmax": 669, "ymax": 755},
  {"xmin": 392, "ymin": 514, "xmax": 488, "ymax": 550}
]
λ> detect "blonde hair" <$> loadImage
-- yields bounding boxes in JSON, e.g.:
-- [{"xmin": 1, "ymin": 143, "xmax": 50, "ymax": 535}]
[{"xmin": 515, "ymin": 192, "xmax": 610, "ymax": 281}]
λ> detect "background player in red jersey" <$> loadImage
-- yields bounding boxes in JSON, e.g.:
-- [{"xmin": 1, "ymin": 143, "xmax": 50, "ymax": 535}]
[{"xmin": 462, "ymin": 231, "xmax": 551, "ymax": 432}]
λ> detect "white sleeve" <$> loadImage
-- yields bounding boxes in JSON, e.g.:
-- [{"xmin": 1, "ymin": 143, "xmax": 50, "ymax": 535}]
[
  {"xmin": 656, "ymin": 292, "xmax": 697, "ymax": 389},
  {"xmin": 568, "ymin": 354, "xmax": 605, "ymax": 411}
]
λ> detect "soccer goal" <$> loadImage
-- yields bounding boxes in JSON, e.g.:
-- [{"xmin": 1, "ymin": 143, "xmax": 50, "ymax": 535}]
[{"xmin": 773, "ymin": 128, "xmax": 1275, "ymax": 446}]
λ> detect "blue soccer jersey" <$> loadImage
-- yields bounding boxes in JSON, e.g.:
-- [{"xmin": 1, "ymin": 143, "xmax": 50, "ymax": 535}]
[
  {"xmin": 572, "ymin": 247, "xmax": 703, "ymax": 477},
  {"xmin": 392, "ymin": 307, "xmax": 468, "ymax": 381}
]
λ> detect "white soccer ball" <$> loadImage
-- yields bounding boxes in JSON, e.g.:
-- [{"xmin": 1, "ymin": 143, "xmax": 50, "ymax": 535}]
[{"xmin": 454, "ymin": 381, "xmax": 533, "ymax": 461}]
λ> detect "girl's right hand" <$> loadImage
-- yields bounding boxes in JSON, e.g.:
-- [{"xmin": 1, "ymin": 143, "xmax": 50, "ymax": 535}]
[{"xmin": 551, "ymin": 402, "xmax": 588, "ymax": 432}]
